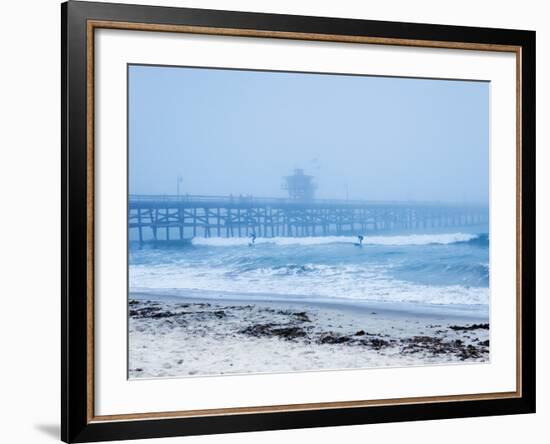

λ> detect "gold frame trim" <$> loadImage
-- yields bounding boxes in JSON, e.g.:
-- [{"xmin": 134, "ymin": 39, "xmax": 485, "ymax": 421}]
[{"xmin": 86, "ymin": 19, "xmax": 523, "ymax": 423}]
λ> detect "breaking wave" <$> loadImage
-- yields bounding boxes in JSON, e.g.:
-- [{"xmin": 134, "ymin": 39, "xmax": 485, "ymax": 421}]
[{"xmin": 191, "ymin": 232, "xmax": 481, "ymax": 247}]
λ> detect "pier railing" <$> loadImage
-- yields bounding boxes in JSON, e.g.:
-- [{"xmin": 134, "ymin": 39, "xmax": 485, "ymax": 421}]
[{"xmin": 129, "ymin": 194, "xmax": 483, "ymax": 208}]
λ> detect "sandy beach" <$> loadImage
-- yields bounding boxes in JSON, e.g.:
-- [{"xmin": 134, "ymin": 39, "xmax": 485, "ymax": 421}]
[{"xmin": 128, "ymin": 291, "xmax": 489, "ymax": 379}]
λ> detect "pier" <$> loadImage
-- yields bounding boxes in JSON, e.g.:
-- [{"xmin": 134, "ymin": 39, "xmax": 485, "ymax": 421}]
[{"xmin": 128, "ymin": 194, "xmax": 488, "ymax": 242}]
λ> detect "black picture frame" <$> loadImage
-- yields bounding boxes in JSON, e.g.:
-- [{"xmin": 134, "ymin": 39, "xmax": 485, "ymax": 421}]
[{"xmin": 62, "ymin": 1, "xmax": 536, "ymax": 442}]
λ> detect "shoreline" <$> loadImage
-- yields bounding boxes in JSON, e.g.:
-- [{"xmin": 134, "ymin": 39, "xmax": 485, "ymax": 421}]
[
  {"xmin": 129, "ymin": 291, "xmax": 490, "ymax": 379},
  {"xmin": 130, "ymin": 288, "xmax": 489, "ymax": 320}
]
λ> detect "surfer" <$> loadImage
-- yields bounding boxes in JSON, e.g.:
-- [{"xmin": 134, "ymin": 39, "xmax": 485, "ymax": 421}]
[
  {"xmin": 248, "ymin": 232, "xmax": 257, "ymax": 247},
  {"xmin": 354, "ymin": 235, "xmax": 364, "ymax": 247}
]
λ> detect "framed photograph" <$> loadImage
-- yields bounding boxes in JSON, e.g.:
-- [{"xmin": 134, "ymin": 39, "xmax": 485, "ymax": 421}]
[{"xmin": 61, "ymin": 1, "xmax": 535, "ymax": 442}]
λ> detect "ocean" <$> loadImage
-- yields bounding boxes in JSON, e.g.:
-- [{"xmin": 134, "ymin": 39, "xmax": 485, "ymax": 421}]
[{"xmin": 128, "ymin": 226, "xmax": 489, "ymax": 317}]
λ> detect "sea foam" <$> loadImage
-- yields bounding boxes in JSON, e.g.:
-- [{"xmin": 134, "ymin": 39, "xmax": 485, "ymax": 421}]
[{"xmin": 129, "ymin": 262, "xmax": 489, "ymax": 306}]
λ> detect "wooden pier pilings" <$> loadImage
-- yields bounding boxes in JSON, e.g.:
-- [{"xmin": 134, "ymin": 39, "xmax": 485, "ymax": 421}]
[{"xmin": 128, "ymin": 195, "xmax": 489, "ymax": 241}]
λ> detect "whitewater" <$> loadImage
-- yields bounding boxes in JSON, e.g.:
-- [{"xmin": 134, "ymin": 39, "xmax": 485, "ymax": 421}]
[{"xmin": 129, "ymin": 230, "xmax": 489, "ymax": 310}]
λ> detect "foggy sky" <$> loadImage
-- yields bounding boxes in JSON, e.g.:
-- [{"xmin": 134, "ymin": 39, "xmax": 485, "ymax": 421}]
[{"xmin": 128, "ymin": 64, "xmax": 489, "ymax": 203}]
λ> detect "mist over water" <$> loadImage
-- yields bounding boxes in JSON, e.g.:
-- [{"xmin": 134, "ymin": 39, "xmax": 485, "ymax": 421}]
[{"xmin": 129, "ymin": 65, "xmax": 489, "ymax": 203}]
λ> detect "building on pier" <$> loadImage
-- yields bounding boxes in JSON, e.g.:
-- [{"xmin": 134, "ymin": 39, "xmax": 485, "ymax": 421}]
[{"xmin": 282, "ymin": 169, "xmax": 316, "ymax": 201}]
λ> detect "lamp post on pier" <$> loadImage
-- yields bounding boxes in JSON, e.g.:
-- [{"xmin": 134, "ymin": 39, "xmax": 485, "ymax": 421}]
[{"xmin": 176, "ymin": 175, "xmax": 183, "ymax": 197}]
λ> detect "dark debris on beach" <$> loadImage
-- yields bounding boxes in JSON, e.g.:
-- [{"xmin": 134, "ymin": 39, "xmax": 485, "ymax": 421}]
[
  {"xmin": 129, "ymin": 299, "xmax": 489, "ymax": 362},
  {"xmin": 239, "ymin": 323, "xmax": 308, "ymax": 340},
  {"xmin": 448, "ymin": 323, "xmax": 490, "ymax": 331},
  {"xmin": 400, "ymin": 335, "xmax": 488, "ymax": 360}
]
